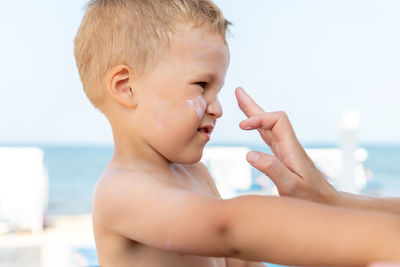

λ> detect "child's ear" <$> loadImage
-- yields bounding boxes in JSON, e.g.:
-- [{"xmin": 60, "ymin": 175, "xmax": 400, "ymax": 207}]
[{"xmin": 106, "ymin": 65, "xmax": 137, "ymax": 108}]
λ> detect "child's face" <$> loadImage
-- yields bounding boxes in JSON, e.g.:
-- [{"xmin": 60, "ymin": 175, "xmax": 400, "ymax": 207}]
[{"xmin": 133, "ymin": 25, "xmax": 230, "ymax": 164}]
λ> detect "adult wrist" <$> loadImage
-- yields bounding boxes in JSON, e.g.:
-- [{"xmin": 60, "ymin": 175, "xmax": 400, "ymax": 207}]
[
  {"xmin": 331, "ymin": 191, "xmax": 351, "ymax": 208},
  {"xmin": 316, "ymin": 172, "xmax": 342, "ymax": 206}
]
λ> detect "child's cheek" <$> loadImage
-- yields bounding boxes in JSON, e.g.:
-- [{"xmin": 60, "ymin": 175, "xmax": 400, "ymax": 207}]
[
  {"xmin": 185, "ymin": 96, "xmax": 206, "ymax": 120},
  {"xmin": 150, "ymin": 98, "xmax": 197, "ymax": 132},
  {"xmin": 147, "ymin": 96, "xmax": 205, "ymax": 137}
]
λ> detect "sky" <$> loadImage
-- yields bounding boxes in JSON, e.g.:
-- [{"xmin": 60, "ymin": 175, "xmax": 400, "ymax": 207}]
[{"xmin": 1, "ymin": 0, "xmax": 400, "ymax": 145}]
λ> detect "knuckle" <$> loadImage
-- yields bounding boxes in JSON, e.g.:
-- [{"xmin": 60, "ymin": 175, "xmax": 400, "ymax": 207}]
[
  {"xmin": 261, "ymin": 116, "xmax": 270, "ymax": 128},
  {"xmin": 277, "ymin": 110, "xmax": 288, "ymax": 119},
  {"xmin": 270, "ymin": 157, "xmax": 280, "ymax": 169},
  {"xmin": 260, "ymin": 158, "xmax": 273, "ymax": 173},
  {"xmin": 262, "ymin": 156, "xmax": 277, "ymax": 174}
]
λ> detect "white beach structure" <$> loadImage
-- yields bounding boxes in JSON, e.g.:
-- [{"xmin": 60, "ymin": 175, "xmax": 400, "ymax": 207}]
[
  {"xmin": 203, "ymin": 145, "xmax": 368, "ymax": 198},
  {"xmin": 0, "ymin": 147, "xmax": 48, "ymax": 234},
  {"xmin": 203, "ymin": 109, "xmax": 368, "ymax": 197},
  {"xmin": 306, "ymin": 147, "xmax": 368, "ymax": 193},
  {"xmin": 202, "ymin": 146, "xmax": 252, "ymax": 198},
  {"xmin": 307, "ymin": 109, "xmax": 368, "ymax": 193},
  {"xmin": 339, "ymin": 109, "xmax": 367, "ymax": 192}
]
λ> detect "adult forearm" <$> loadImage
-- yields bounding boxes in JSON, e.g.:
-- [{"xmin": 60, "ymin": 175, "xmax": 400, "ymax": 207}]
[
  {"xmin": 334, "ymin": 192, "xmax": 400, "ymax": 216},
  {"xmin": 222, "ymin": 195, "xmax": 400, "ymax": 266}
]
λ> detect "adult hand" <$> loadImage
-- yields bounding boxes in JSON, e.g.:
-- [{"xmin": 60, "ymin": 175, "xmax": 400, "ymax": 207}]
[{"xmin": 235, "ymin": 87, "xmax": 338, "ymax": 204}]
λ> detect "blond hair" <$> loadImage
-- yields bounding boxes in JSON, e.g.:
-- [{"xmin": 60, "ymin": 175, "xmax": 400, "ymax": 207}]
[{"xmin": 74, "ymin": 0, "xmax": 231, "ymax": 108}]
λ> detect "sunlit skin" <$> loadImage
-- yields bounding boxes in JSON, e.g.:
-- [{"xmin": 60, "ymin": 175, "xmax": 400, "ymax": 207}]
[
  {"xmin": 91, "ymin": 25, "xmax": 400, "ymax": 267},
  {"xmin": 236, "ymin": 88, "xmax": 400, "ymax": 267}
]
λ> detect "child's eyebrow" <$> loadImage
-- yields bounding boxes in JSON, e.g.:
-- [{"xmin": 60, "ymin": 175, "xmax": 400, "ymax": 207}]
[{"xmin": 195, "ymin": 73, "xmax": 215, "ymax": 81}]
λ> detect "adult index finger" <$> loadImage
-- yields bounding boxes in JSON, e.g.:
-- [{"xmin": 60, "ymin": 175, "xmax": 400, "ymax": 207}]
[
  {"xmin": 239, "ymin": 112, "xmax": 296, "ymax": 142},
  {"xmin": 235, "ymin": 87, "xmax": 265, "ymax": 117}
]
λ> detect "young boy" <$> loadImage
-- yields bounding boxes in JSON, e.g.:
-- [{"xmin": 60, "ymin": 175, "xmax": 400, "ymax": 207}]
[{"xmin": 74, "ymin": 0, "xmax": 400, "ymax": 266}]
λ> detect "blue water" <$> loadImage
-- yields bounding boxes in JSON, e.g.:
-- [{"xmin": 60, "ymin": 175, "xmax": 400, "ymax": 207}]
[
  {"xmin": 42, "ymin": 145, "xmax": 113, "ymax": 215},
  {"xmin": 6, "ymin": 143, "xmax": 399, "ymax": 215},
  {"xmin": 362, "ymin": 145, "xmax": 400, "ymax": 196}
]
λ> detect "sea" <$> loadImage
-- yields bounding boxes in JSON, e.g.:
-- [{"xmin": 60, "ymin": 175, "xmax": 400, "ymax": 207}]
[
  {"xmin": 3, "ymin": 143, "xmax": 399, "ymax": 215},
  {"xmin": 26, "ymin": 143, "xmax": 400, "ymax": 215}
]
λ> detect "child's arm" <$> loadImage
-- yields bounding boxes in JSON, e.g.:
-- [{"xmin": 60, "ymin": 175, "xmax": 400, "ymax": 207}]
[
  {"xmin": 223, "ymin": 194, "xmax": 400, "ymax": 266},
  {"xmin": 202, "ymin": 163, "xmax": 266, "ymax": 267},
  {"xmin": 236, "ymin": 87, "xmax": 400, "ymax": 216},
  {"xmin": 93, "ymin": 171, "xmax": 400, "ymax": 266}
]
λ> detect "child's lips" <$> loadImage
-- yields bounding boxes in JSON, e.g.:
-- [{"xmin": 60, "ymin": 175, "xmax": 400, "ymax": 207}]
[
  {"xmin": 197, "ymin": 125, "xmax": 214, "ymax": 141},
  {"xmin": 197, "ymin": 125, "xmax": 214, "ymax": 134}
]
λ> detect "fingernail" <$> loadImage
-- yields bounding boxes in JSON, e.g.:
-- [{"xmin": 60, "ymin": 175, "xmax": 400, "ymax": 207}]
[
  {"xmin": 247, "ymin": 151, "xmax": 260, "ymax": 163},
  {"xmin": 244, "ymin": 126, "xmax": 252, "ymax": 130},
  {"xmin": 239, "ymin": 87, "xmax": 249, "ymax": 96}
]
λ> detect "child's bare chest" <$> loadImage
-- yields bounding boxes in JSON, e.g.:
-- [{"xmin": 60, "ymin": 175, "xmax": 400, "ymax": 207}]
[
  {"xmin": 113, "ymin": 242, "xmax": 227, "ymax": 267},
  {"xmin": 95, "ymin": 230, "xmax": 227, "ymax": 267},
  {"xmin": 163, "ymin": 164, "xmax": 215, "ymax": 195}
]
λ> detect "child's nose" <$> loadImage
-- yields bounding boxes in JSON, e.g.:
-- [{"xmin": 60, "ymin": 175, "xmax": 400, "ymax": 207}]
[{"xmin": 206, "ymin": 97, "xmax": 223, "ymax": 118}]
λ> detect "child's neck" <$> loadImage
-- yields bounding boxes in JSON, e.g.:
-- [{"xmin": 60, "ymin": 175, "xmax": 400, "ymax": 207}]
[{"xmin": 110, "ymin": 137, "xmax": 175, "ymax": 173}]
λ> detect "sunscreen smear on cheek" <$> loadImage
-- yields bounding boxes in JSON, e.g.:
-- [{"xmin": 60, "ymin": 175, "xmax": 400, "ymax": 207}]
[{"xmin": 185, "ymin": 96, "xmax": 206, "ymax": 119}]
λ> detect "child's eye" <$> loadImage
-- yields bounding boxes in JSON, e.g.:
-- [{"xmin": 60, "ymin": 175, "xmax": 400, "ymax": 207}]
[{"xmin": 196, "ymin": 82, "xmax": 208, "ymax": 89}]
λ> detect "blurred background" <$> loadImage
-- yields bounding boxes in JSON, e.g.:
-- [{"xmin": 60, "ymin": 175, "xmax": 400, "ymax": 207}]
[{"xmin": 1, "ymin": 0, "xmax": 400, "ymax": 266}]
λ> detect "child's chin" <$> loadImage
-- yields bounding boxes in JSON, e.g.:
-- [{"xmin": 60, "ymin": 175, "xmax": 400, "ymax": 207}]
[
  {"xmin": 185, "ymin": 158, "xmax": 202, "ymax": 165},
  {"xmin": 176, "ymin": 157, "xmax": 202, "ymax": 165},
  {"xmin": 170, "ymin": 152, "xmax": 203, "ymax": 165}
]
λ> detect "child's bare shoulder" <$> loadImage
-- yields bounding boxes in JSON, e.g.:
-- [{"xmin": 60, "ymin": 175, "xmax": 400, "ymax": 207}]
[
  {"xmin": 91, "ymin": 165, "xmax": 227, "ymax": 255},
  {"xmin": 92, "ymin": 168, "xmax": 168, "ymax": 225}
]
